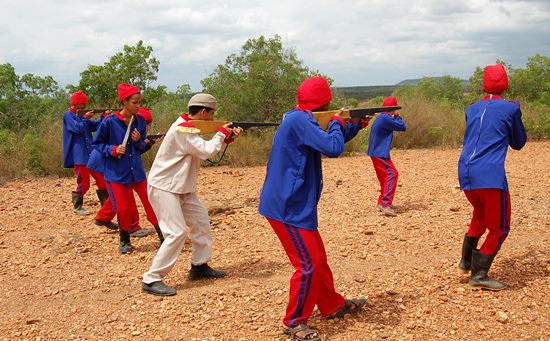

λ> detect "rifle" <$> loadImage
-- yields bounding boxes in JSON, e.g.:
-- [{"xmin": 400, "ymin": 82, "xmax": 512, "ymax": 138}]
[
  {"xmin": 313, "ymin": 106, "xmax": 401, "ymax": 130},
  {"xmin": 189, "ymin": 120, "xmax": 280, "ymax": 135},
  {"xmin": 75, "ymin": 108, "xmax": 118, "ymax": 116}
]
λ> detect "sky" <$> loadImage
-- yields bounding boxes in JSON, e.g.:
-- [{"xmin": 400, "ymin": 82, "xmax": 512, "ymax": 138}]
[{"xmin": 1, "ymin": 0, "xmax": 549, "ymax": 92}]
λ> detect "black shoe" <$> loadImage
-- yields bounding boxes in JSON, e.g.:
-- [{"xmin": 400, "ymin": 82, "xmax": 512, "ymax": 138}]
[
  {"xmin": 458, "ymin": 234, "xmax": 479, "ymax": 273},
  {"xmin": 469, "ymin": 249, "xmax": 507, "ymax": 291},
  {"xmin": 94, "ymin": 219, "xmax": 119, "ymax": 231},
  {"xmin": 130, "ymin": 227, "xmax": 153, "ymax": 238},
  {"xmin": 142, "ymin": 281, "xmax": 176, "ymax": 296},
  {"xmin": 188, "ymin": 263, "xmax": 226, "ymax": 281},
  {"xmin": 119, "ymin": 229, "xmax": 132, "ymax": 254}
]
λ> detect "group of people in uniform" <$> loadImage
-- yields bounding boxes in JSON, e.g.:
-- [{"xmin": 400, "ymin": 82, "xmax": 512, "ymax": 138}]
[{"xmin": 62, "ymin": 63, "xmax": 526, "ymax": 341}]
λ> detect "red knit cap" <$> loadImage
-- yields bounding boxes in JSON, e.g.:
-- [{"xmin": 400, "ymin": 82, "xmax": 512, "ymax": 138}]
[
  {"xmin": 117, "ymin": 83, "xmax": 141, "ymax": 101},
  {"xmin": 383, "ymin": 96, "xmax": 398, "ymax": 107},
  {"xmin": 297, "ymin": 76, "xmax": 332, "ymax": 111},
  {"xmin": 70, "ymin": 90, "xmax": 88, "ymax": 106},
  {"xmin": 483, "ymin": 64, "xmax": 508, "ymax": 94},
  {"xmin": 137, "ymin": 106, "xmax": 153, "ymax": 123}
]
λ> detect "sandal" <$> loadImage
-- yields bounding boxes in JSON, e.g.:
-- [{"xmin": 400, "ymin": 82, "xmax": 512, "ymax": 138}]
[
  {"xmin": 328, "ymin": 298, "xmax": 366, "ymax": 319},
  {"xmin": 282, "ymin": 323, "xmax": 321, "ymax": 341}
]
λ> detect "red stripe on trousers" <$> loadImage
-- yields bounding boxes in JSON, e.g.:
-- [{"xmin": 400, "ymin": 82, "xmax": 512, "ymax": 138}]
[
  {"xmin": 464, "ymin": 189, "xmax": 511, "ymax": 255},
  {"xmin": 371, "ymin": 157, "xmax": 398, "ymax": 207},
  {"xmin": 109, "ymin": 180, "xmax": 158, "ymax": 232},
  {"xmin": 266, "ymin": 218, "xmax": 345, "ymax": 327}
]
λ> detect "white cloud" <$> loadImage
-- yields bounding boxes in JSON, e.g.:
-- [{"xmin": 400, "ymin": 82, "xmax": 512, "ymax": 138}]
[{"xmin": 1, "ymin": 0, "xmax": 549, "ymax": 91}]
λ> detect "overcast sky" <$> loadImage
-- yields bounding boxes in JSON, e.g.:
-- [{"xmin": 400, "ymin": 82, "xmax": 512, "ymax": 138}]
[{"xmin": 1, "ymin": 0, "xmax": 549, "ymax": 92}]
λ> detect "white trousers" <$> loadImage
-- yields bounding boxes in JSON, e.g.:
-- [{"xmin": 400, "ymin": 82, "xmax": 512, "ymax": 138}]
[{"xmin": 142, "ymin": 186, "xmax": 212, "ymax": 284}]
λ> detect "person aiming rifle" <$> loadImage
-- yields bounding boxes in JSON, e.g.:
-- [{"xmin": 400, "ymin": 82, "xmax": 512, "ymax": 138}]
[
  {"xmin": 62, "ymin": 90, "xmax": 114, "ymax": 217},
  {"xmin": 142, "ymin": 93, "xmax": 243, "ymax": 296}
]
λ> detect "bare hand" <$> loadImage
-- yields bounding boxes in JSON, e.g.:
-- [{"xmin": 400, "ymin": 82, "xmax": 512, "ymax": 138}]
[
  {"xmin": 222, "ymin": 122, "xmax": 235, "ymax": 136},
  {"xmin": 116, "ymin": 145, "xmax": 126, "ymax": 155},
  {"xmin": 333, "ymin": 108, "xmax": 344, "ymax": 117},
  {"xmin": 362, "ymin": 116, "xmax": 373, "ymax": 125},
  {"xmin": 153, "ymin": 134, "xmax": 165, "ymax": 144},
  {"xmin": 232, "ymin": 127, "xmax": 244, "ymax": 139},
  {"xmin": 131, "ymin": 128, "xmax": 141, "ymax": 142}
]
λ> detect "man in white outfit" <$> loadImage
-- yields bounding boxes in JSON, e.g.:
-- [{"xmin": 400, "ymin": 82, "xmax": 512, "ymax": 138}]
[{"xmin": 142, "ymin": 93, "xmax": 242, "ymax": 296}]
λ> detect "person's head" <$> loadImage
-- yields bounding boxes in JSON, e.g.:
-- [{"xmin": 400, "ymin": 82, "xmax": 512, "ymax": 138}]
[
  {"xmin": 70, "ymin": 90, "xmax": 88, "ymax": 110},
  {"xmin": 297, "ymin": 76, "xmax": 332, "ymax": 112},
  {"xmin": 187, "ymin": 93, "xmax": 217, "ymax": 120},
  {"xmin": 117, "ymin": 83, "xmax": 142, "ymax": 114},
  {"xmin": 483, "ymin": 64, "xmax": 508, "ymax": 95},
  {"xmin": 138, "ymin": 107, "xmax": 153, "ymax": 133},
  {"xmin": 382, "ymin": 96, "xmax": 399, "ymax": 112}
]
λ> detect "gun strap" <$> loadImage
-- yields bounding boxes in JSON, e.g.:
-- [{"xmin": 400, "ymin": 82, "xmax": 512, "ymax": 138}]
[{"xmin": 205, "ymin": 144, "xmax": 230, "ymax": 165}]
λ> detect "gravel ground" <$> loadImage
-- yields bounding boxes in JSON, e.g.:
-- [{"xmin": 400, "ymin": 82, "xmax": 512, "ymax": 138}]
[{"xmin": 0, "ymin": 141, "xmax": 549, "ymax": 340}]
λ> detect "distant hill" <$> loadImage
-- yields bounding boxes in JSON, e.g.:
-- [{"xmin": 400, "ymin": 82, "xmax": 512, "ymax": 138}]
[
  {"xmin": 333, "ymin": 77, "xmax": 469, "ymax": 100},
  {"xmin": 331, "ymin": 85, "xmax": 397, "ymax": 101}
]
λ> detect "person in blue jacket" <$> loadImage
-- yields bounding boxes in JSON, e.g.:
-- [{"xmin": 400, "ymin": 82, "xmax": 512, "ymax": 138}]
[
  {"xmin": 457, "ymin": 64, "xmax": 527, "ymax": 291},
  {"xmin": 63, "ymin": 90, "xmax": 109, "ymax": 216},
  {"xmin": 258, "ymin": 76, "xmax": 367, "ymax": 341},
  {"xmin": 367, "ymin": 96, "xmax": 406, "ymax": 217},
  {"xmin": 92, "ymin": 84, "xmax": 161, "ymax": 254}
]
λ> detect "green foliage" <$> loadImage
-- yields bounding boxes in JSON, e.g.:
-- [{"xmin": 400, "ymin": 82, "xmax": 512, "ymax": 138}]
[
  {"xmin": 76, "ymin": 40, "xmax": 166, "ymax": 107},
  {"xmin": 201, "ymin": 35, "xmax": 322, "ymax": 122},
  {"xmin": 0, "ymin": 63, "xmax": 64, "ymax": 131}
]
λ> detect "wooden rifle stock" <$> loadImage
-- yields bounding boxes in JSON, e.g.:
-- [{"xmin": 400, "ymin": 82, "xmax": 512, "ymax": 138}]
[
  {"xmin": 189, "ymin": 120, "xmax": 280, "ymax": 135},
  {"xmin": 313, "ymin": 106, "xmax": 401, "ymax": 130},
  {"xmin": 76, "ymin": 108, "xmax": 118, "ymax": 116}
]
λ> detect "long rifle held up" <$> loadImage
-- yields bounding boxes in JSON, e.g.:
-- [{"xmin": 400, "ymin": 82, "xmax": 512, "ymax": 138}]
[
  {"xmin": 76, "ymin": 108, "xmax": 118, "ymax": 116},
  {"xmin": 313, "ymin": 106, "xmax": 401, "ymax": 130},
  {"xmin": 189, "ymin": 120, "xmax": 280, "ymax": 135}
]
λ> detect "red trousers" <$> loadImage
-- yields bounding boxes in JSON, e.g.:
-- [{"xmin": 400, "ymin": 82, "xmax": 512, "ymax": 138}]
[
  {"xmin": 266, "ymin": 218, "xmax": 345, "ymax": 327},
  {"xmin": 464, "ymin": 189, "xmax": 511, "ymax": 255},
  {"xmin": 74, "ymin": 165, "xmax": 115, "ymax": 221},
  {"xmin": 74, "ymin": 165, "xmax": 106, "ymax": 194},
  {"xmin": 371, "ymin": 157, "xmax": 398, "ymax": 207},
  {"xmin": 108, "ymin": 180, "xmax": 158, "ymax": 233}
]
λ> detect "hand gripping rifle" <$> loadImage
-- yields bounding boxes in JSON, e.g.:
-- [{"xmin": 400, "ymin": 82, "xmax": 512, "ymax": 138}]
[{"xmin": 313, "ymin": 106, "xmax": 401, "ymax": 130}]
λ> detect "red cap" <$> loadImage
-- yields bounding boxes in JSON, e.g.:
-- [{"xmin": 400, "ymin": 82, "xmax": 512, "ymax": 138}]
[
  {"xmin": 137, "ymin": 106, "xmax": 153, "ymax": 123},
  {"xmin": 483, "ymin": 64, "xmax": 508, "ymax": 94},
  {"xmin": 382, "ymin": 96, "xmax": 398, "ymax": 107},
  {"xmin": 297, "ymin": 76, "xmax": 332, "ymax": 111},
  {"xmin": 70, "ymin": 90, "xmax": 88, "ymax": 106},
  {"xmin": 117, "ymin": 83, "xmax": 141, "ymax": 101}
]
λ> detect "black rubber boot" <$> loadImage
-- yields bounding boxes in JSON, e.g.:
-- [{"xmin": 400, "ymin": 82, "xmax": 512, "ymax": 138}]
[
  {"xmin": 96, "ymin": 189, "xmax": 109, "ymax": 207},
  {"xmin": 154, "ymin": 225, "xmax": 165, "ymax": 245},
  {"xmin": 71, "ymin": 191, "xmax": 90, "ymax": 216},
  {"xmin": 458, "ymin": 234, "xmax": 480, "ymax": 273},
  {"xmin": 188, "ymin": 263, "xmax": 226, "ymax": 281},
  {"xmin": 469, "ymin": 249, "xmax": 507, "ymax": 291},
  {"xmin": 119, "ymin": 229, "xmax": 132, "ymax": 254}
]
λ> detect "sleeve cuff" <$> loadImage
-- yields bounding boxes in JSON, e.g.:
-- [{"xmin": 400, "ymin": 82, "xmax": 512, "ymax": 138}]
[
  {"xmin": 329, "ymin": 116, "xmax": 346, "ymax": 127},
  {"xmin": 218, "ymin": 127, "xmax": 230, "ymax": 137},
  {"xmin": 111, "ymin": 146, "xmax": 118, "ymax": 156}
]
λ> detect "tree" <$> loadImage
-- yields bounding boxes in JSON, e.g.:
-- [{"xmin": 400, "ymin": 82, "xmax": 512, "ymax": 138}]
[
  {"xmin": 201, "ymin": 35, "xmax": 324, "ymax": 122},
  {"xmin": 76, "ymin": 40, "xmax": 164, "ymax": 106}
]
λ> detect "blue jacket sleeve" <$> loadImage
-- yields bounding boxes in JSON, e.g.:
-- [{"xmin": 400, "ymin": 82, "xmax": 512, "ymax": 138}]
[
  {"xmin": 509, "ymin": 106, "xmax": 527, "ymax": 150},
  {"xmin": 64, "ymin": 112, "xmax": 89, "ymax": 134},
  {"xmin": 344, "ymin": 122, "xmax": 362, "ymax": 142},
  {"xmin": 303, "ymin": 118, "xmax": 345, "ymax": 158},
  {"xmin": 88, "ymin": 119, "xmax": 101, "ymax": 132},
  {"xmin": 92, "ymin": 121, "xmax": 118, "ymax": 158},
  {"xmin": 384, "ymin": 115, "xmax": 407, "ymax": 131}
]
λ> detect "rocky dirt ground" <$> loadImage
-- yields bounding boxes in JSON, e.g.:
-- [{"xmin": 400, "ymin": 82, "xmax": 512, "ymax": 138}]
[{"xmin": 0, "ymin": 141, "xmax": 549, "ymax": 341}]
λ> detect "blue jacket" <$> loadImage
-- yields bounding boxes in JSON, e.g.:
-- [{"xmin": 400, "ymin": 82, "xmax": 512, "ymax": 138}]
[
  {"xmin": 367, "ymin": 113, "xmax": 406, "ymax": 158},
  {"xmin": 258, "ymin": 109, "xmax": 360, "ymax": 230},
  {"xmin": 92, "ymin": 112, "xmax": 149, "ymax": 186},
  {"xmin": 62, "ymin": 109, "xmax": 101, "ymax": 167},
  {"xmin": 458, "ymin": 96, "xmax": 527, "ymax": 191},
  {"xmin": 88, "ymin": 132, "xmax": 153, "ymax": 174}
]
